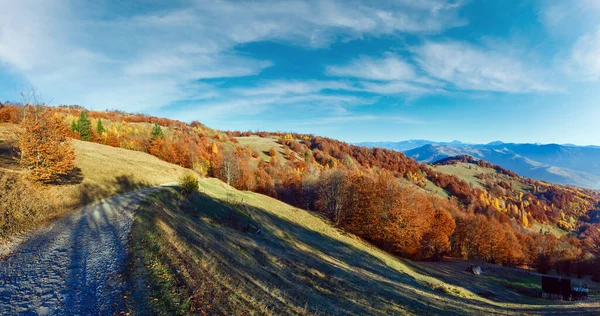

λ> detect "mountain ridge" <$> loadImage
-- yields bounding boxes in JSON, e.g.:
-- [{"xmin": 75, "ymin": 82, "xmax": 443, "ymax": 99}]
[{"xmin": 358, "ymin": 141, "xmax": 600, "ymax": 189}]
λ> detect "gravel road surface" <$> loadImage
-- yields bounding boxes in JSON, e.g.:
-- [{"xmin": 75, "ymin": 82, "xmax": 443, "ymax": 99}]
[{"xmin": 0, "ymin": 187, "xmax": 159, "ymax": 315}]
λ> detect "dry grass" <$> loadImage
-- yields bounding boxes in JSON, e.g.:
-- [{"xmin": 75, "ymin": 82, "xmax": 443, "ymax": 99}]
[
  {"xmin": 0, "ymin": 123, "xmax": 190, "ymax": 242},
  {"xmin": 0, "ymin": 172, "xmax": 54, "ymax": 239},
  {"xmin": 130, "ymin": 178, "xmax": 600, "ymax": 315},
  {"xmin": 530, "ymin": 221, "xmax": 568, "ymax": 238},
  {"xmin": 433, "ymin": 163, "xmax": 497, "ymax": 190},
  {"xmin": 236, "ymin": 136, "xmax": 289, "ymax": 162}
]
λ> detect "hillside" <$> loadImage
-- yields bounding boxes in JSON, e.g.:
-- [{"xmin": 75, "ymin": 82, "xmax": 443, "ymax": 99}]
[
  {"xmin": 0, "ymin": 123, "xmax": 189, "ymax": 242},
  {"xmin": 2, "ymin": 104, "xmax": 600, "ymax": 311},
  {"xmin": 380, "ymin": 142, "xmax": 600, "ymax": 189},
  {"xmin": 129, "ymin": 178, "xmax": 600, "ymax": 315}
]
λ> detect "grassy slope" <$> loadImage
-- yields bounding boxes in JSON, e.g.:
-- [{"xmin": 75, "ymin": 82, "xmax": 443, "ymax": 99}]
[
  {"xmin": 432, "ymin": 163, "xmax": 531, "ymax": 193},
  {"xmin": 433, "ymin": 163, "xmax": 497, "ymax": 190},
  {"xmin": 236, "ymin": 136, "xmax": 291, "ymax": 163},
  {"xmin": 130, "ymin": 178, "xmax": 599, "ymax": 315}
]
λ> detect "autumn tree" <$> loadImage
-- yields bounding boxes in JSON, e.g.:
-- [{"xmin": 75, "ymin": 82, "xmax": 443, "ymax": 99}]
[
  {"xmin": 269, "ymin": 147, "xmax": 277, "ymax": 158},
  {"xmin": 77, "ymin": 111, "xmax": 92, "ymax": 141},
  {"xmin": 106, "ymin": 131, "xmax": 120, "ymax": 147},
  {"xmin": 420, "ymin": 203, "xmax": 456, "ymax": 260},
  {"xmin": 17, "ymin": 106, "xmax": 76, "ymax": 183}
]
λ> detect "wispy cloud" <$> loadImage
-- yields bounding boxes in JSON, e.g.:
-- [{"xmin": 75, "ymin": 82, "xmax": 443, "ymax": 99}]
[
  {"xmin": 538, "ymin": 0, "xmax": 600, "ymax": 28},
  {"xmin": 326, "ymin": 54, "xmax": 417, "ymax": 81},
  {"xmin": 301, "ymin": 114, "xmax": 427, "ymax": 126},
  {"xmin": 569, "ymin": 28, "xmax": 600, "ymax": 81},
  {"xmin": 169, "ymin": 91, "xmax": 375, "ymax": 122},
  {"xmin": 233, "ymin": 80, "xmax": 354, "ymax": 96},
  {"xmin": 411, "ymin": 41, "xmax": 554, "ymax": 93},
  {"xmin": 0, "ymin": 0, "xmax": 466, "ymax": 112},
  {"xmin": 325, "ymin": 53, "xmax": 447, "ymax": 95}
]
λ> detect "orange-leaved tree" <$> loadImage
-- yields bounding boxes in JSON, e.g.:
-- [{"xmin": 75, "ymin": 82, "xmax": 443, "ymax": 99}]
[{"xmin": 17, "ymin": 106, "xmax": 76, "ymax": 183}]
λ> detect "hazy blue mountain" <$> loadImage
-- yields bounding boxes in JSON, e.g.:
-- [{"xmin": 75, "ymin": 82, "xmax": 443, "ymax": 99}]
[
  {"xmin": 362, "ymin": 141, "xmax": 600, "ymax": 189},
  {"xmin": 355, "ymin": 140, "xmax": 471, "ymax": 152}
]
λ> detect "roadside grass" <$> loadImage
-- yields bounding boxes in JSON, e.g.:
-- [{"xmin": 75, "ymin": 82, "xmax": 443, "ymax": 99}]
[{"xmin": 128, "ymin": 178, "xmax": 600, "ymax": 315}]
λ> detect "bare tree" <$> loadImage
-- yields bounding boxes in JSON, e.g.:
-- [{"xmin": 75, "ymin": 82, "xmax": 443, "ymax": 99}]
[
  {"xmin": 17, "ymin": 87, "xmax": 52, "ymax": 121},
  {"xmin": 316, "ymin": 169, "xmax": 348, "ymax": 224},
  {"xmin": 218, "ymin": 147, "xmax": 240, "ymax": 186}
]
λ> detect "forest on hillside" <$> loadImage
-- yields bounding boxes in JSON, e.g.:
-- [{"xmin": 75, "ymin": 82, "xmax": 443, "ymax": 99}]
[{"xmin": 2, "ymin": 101, "xmax": 600, "ymax": 280}]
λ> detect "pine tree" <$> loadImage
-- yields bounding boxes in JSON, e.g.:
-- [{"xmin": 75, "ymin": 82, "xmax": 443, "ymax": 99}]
[
  {"xmin": 77, "ymin": 111, "xmax": 92, "ymax": 141},
  {"xmin": 17, "ymin": 106, "xmax": 76, "ymax": 183},
  {"xmin": 96, "ymin": 119, "xmax": 105, "ymax": 135},
  {"xmin": 70, "ymin": 119, "xmax": 78, "ymax": 133},
  {"xmin": 151, "ymin": 123, "xmax": 163, "ymax": 140}
]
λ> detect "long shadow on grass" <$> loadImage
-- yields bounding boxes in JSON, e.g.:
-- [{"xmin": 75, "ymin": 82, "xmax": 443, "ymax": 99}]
[{"xmin": 141, "ymin": 188, "xmax": 524, "ymax": 315}]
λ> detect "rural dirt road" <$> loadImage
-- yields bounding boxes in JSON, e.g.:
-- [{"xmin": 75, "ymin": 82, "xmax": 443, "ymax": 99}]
[{"xmin": 0, "ymin": 187, "xmax": 160, "ymax": 315}]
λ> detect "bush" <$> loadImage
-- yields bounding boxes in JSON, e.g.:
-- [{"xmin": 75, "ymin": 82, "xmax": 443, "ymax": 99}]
[{"xmin": 179, "ymin": 173, "xmax": 199, "ymax": 197}]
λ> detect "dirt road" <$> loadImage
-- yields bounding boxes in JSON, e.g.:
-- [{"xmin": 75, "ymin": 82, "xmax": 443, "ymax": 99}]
[{"xmin": 0, "ymin": 187, "xmax": 160, "ymax": 315}]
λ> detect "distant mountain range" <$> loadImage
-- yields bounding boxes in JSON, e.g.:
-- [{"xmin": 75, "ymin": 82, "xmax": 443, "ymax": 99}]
[{"xmin": 356, "ymin": 141, "xmax": 600, "ymax": 189}]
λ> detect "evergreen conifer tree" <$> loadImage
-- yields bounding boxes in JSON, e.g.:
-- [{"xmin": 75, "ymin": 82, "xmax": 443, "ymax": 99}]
[
  {"xmin": 151, "ymin": 123, "xmax": 163, "ymax": 140},
  {"xmin": 78, "ymin": 111, "xmax": 92, "ymax": 141},
  {"xmin": 96, "ymin": 119, "xmax": 105, "ymax": 135}
]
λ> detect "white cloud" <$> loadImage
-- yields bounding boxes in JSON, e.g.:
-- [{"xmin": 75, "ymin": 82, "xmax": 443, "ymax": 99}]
[
  {"xmin": 169, "ymin": 92, "xmax": 374, "ymax": 122},
  {"xmin": 538, "ymin": 0, "xmax": 600, "ymax": 28},
  {"xmin": 233, "ymin": 80, "xmax": 354, "ymax": 96},
  {"xmin": 569, "ymin": 28, "xmax": 600, "ymax": 81},
  {"xmin": 357, "ymin": 80, "xmax": 441, "ymax": 95},
  {"xmin": 326, "ymin": 54, "xmax": 417, "ymax": 81},
  {"xmin": 305, "ymin": 114, "xmax": 426, "ymax": 125},
  {"xmin": 412, "ymin": 41, "xmax": 553, "ymax": 93},
  {"xmin": 0, "ymin": 0, "xmax": 466, "ymax": 112},
  {"xmin": 325, "ymin": 53, "xmax": 449, "ymax": 95}
]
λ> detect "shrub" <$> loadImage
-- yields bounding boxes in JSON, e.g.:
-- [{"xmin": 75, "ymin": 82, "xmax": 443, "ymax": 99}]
[{"xmin": 179, "ymin": 173, "xmax": 199, "ymax": 197}]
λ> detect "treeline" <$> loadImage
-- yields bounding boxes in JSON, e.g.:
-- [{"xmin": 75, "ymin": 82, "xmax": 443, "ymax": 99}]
[{"xmin": 3, "ymin": 103, "xmax": 600, "ymax": 280}]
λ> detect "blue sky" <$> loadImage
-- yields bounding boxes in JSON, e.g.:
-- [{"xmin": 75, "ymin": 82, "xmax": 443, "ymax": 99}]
[{"xmin": 1, "ymin": 0, "xmax": 599, "ymax": 145}]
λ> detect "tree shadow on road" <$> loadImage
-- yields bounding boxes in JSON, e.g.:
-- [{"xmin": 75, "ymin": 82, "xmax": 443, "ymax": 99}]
[{"xmin": 63, "ymin": 178, "xmax": 152, "ymax": 314}]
